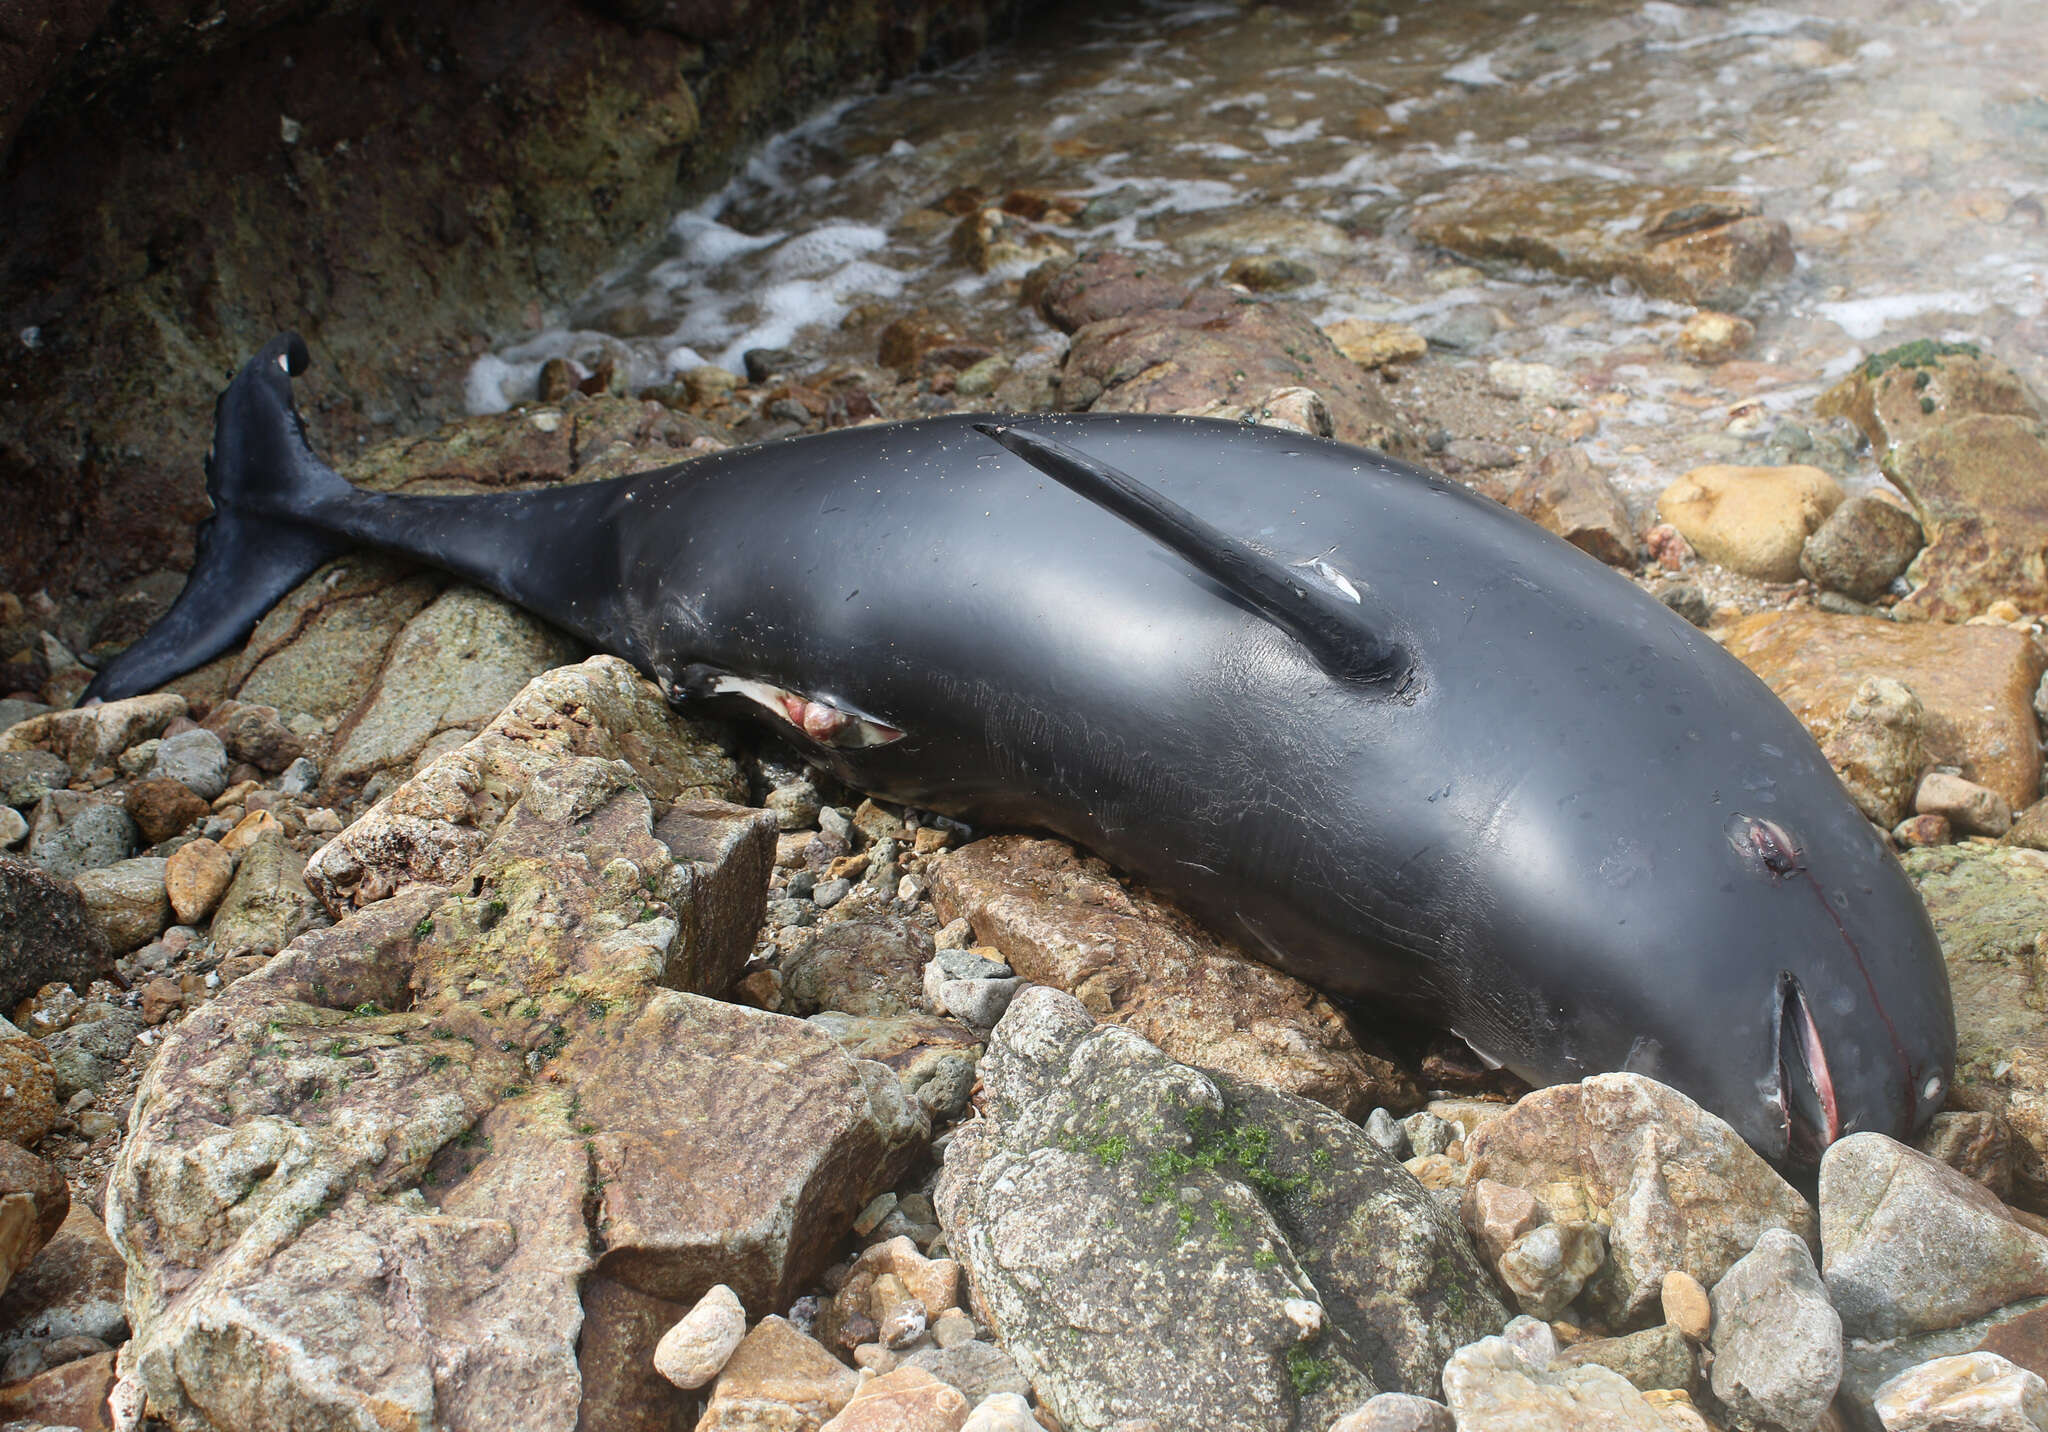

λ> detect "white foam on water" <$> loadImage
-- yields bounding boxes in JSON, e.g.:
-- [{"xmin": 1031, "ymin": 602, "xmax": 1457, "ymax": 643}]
[
  {"xmin": 1814, "ymin": 292, "xmax": 1991, "ymax": 340},
  {"xmin": 464, "ymin": 354, "xmax": 523, "ymax": 416},
  {"xmin": 1444, "ymin": 53, "xmax": 1504, "ymax": 87}
]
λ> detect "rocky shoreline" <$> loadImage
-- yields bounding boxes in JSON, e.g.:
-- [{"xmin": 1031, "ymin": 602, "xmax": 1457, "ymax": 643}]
[{"xmin": 5, "ymin": 191, "xmax": 2048, "ymax": 1430}]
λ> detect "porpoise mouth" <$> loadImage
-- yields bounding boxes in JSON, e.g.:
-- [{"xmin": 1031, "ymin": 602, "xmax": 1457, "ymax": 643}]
[{"xmin": 1777, "ymin": 972, "xmax": 1842, "ymax": 1163}]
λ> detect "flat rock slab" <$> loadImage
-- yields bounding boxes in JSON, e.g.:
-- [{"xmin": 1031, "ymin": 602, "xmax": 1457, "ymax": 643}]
[
  {"xmin": 1410, "ymin": 177, "xmax": 1793, "ymax": 310},
  {"xmin": 108, "ymin": 665, "xmax": 917, "ymax": 1432},
  {"xmin": 1901, "ymin": 844, "xmax": 2048, "ymax": 1212},
  {"xmin": 929, "ymin": 835, "xmax": 1417, "ymax": 1118},
  {"xmin": 936, "ymin": 988, "xmax": 1505, "ymax": 1432},
  {"xmin": 1723, "ymin": 610, "xmax": 2046, "ymax": 812}
]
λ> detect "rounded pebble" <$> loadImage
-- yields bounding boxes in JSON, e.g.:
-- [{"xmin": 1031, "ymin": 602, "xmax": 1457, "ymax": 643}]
[{"xmin": 652, "ymin": 1283, "xmax": 747, "ymax": 1391}]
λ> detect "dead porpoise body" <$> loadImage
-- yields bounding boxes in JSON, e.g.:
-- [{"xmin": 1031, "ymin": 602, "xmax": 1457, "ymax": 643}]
[{"xmin": 87, "ymin": 334, "xmax": 1955, "ymax": 1163}]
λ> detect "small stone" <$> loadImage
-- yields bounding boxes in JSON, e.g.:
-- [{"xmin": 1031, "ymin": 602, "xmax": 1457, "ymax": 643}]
[
  {"xmin": 218, "ymin": 807, "xmax": 280, "ymax": 854},
  {"xmin": 147, "ymin": 728, "xmax": 230, "ymax": 801},
  {"xmin": 1709, "ymin": 1228, "xmax": 1841, "ymax": 1432},
  {"xmin": 818, "ymin": 1364, "xmax": 970, "ymax": 1432},
  {"xmin": 1463, "ymin": 1179, "xmax": 1542, "ymax": 1265},
  {"xmin": 1556, "ymin": 1323, "xmax": 1698, "ymax": 1396},
  {"xmin": 0, "ymin": 807, "xmax": 23, "ymax": 849},
  {"xmin": 1224, "ymin": 254, "xmax": 1316, "ymax": 291},
  {"xmin": 1895, "ymin": 813, "xmax": 1953, "ymax": 848},
  {"xmin": 1872, "ymin": 1351, "xmax": 2048, "ymax": 1432},
  {"xmin": 814, "ymin": 877, "xmax": 852, "ymax": 908},
  {"xmin": 1365, "ymin": 1107, "xmax": 1408, "ymax": 1159},
  {"xmin": 1823, "ymin": 676, "xmax": 1929, "ymax": 829},
  {"xmin": 1498, "ymin": 1221, "xmax": 1607, "ymax": 1319},
  {"xmin": 1425, "ymin": 305, "xmax": 1498, "ymax": 351},
  {"xmin": 1676, "ymin": 311, "xmax": 1755, "ymax": 364},
  {"xmin": 1402, "ymin": 1111, "xmax": 1457, "ymax": 1158},
  {"xmin": 139, "ymin": 977, "xmax": 182, "ymax": 1025},
  {"xmin": 162, "ymin": 837, "xmax": 234, "ymax": 925},
  {"xmin": 1443, "ymin": 1333, "xmax": 1670, "ymax": 1431},
  {"xmin": 26, "ymin": 795, "xmax": 137, "ymax": 879},
  {"xmin": 932, "ymin": 1309, "xmax": 976, "ymax": 1349},
  {"xmin": 70, "ymin": 856, "xmax": 171, "ymax": 954},
  {"xmin": 1323, "ymin": 318, "xmax": 1429, "ymax": 370},
  {"xmin": 881, "ymin": 1298, "xmax": 929, "ymax": 1349},
  {"xmin": 1657, "ymin": 464, "xmax": 1846, "ymax": 582},
  {"xmin": 854, "ymin": 1193, "xmax": 899, "ymax": 1237},
  {"xmin": 698, "ymin": 1316, "xmax": 860, "ymax": 1431},
  {"xmin": 652, "ymin": 1282, "xmax": 747, "ymax": 1391},
  {"xmin": 1507, "ymin": 448, "xmax": 1638, "ymax": 568},
  {"xmin": 934, "ymin": 919, "xmax": 974, "ymax": 951},
  {"xmin": 278, "ymin": 757, "xmax": 320, "ymax": 796},
  {"xmin": 1920, "ymin": 1111, "xmax": 2017, "ymax": 1200},
  {"xmin": 852, "ymin": 1342, "xmax": 898, "ymax": 1373},
  {"xmin": 122, "ymin": 778, "xmax": 209, "ymax": 847},
  {"xmin": 933, "ymin": 976, "xmax": 1024, "ymax": 1034},
  {"xmin": 900, "ymin": 1340, "xmax": 1029, "ymax": 1403},
  {"xmin": 1917, "ymin": 771, "xmax": 2015, "ymax": 838},
  {"xmin": 1800, "ymin": 495, "xmax": 1926, "ymax": 603},
  {"xmin": 1661, "ymin": 1270, "xmax": 1712, "ymax": 1342},
  {"xmin": 1327, "ymin": 1393, "xmax": 1456, "ymax": 1432}
]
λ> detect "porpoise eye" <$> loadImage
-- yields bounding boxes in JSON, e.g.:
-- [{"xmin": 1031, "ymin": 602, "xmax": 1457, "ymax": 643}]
[{"xmin": 1728, "ymin": 813, "xmax": 1803, "ymax": 877}]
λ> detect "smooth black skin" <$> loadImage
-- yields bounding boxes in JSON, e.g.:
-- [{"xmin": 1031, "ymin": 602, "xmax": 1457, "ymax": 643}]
[{"xmin": 89, "ymin": 335, "xmax": 1957, "ymax": 1163}]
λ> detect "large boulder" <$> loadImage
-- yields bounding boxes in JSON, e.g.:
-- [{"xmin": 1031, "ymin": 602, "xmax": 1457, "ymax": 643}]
[
  {"xmin": 929, "ymin": 836, "xmax": 1416, "ymax": 1118},
  {"xmin": 108, "ymin": 663, "xmax": 916, "ymax": 1432},
  {"xmin": 935, "ymin": 988, "xmax": 1506, "ymax": 1431}
]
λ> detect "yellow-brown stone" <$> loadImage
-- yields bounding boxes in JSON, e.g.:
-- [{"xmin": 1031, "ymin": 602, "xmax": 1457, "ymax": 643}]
[{"xmin": 1657, "ymin": 464, "xmax": 1844, "ymax": 581}]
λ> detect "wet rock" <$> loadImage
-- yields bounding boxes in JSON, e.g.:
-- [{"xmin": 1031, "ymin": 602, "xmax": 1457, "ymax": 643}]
[
  {"xmin": 161, "ymin": 837, "xmax": 233, "ymax": 925},
  {"xmin": 1323, "ymin": 318, "xmax": 1429, "ymax": 370},
  {"xmin": 1557, "ymin": 1324, "xmax": 1698, "ymax": 1396},
  {"xmin": 1899, "ymin": 844, "xmax": 2048, "ymax": 1210},
  {"xmin": 1872, "ymin": 1352, "xmax": 2048, "ymax": 1432},
  {"xmin": 1181, "ymin": 384, "xmax": 1337, "ymax": 438},
  {"xmin": 199, "ymin": 701, "xmax": 305, "ymax": 774},
  {"xmin": 306, "ymin": 656, "xmax": 742, "ymax": 920},
  {"xmin": 0, "ymin": 1203, "xmax": 126, "ymax": 1366},
  {"xmin": 207, "ymin": 829, "xmax": 320, "ymax": 959},
  {"xmin": 1918, "ymin": 771, "xmax": 2014, "ymax": 838},
  {"xmin": 223, "ymin": 556, "xmax": 445, "ymax": 719},
  {"xmin": 1440, "ymin": 1333, "xmax": 1672, "ymax": 1431},
  {"xmin": 1061, "ymin": 285, "xmax": 1416, "ymax": 455},
  {"xmin": 1822, "ymin": 1133, "xmax": 2048, "ymax": 1340},
  {"xmin": 0, "ymin": 857, "xmax": 112, "ymax": 1009},
  {"xmin": 1800, "ymin": 496, "xmax": 1926, "ymax": 603},
  {"xmin": 929, "ymin": 835, "xmax": 1417, "ymax": 1119},
  {"xmin": 110, "ymin": 693, "xmax": 916, "ymax": 1430},
  {"xmin": 69, "ymin": 856, "xmax": 170, "ymax": 954},
  {"xmin": 1424, "ymin": 306, "xmax": 1498, "ymax": 352},
  {"xmin": 819, "ymin": 1365, "xmax": 969, "ymax": 1432},
  {"xmin": 1463, "ymin": 1073, "xmax": 1817, "ymax": 1326},
  {"xmin": 1677, "ymin": 311, "xmax": 1755, "ymax": 364},
  {"xmin": 43, "ymin": 1011, "xmax": 142, "ymax": 1101},
  {"xmin": 1225, "ymin": 254, "xmax": 1316, "ymax": 290},
  {"xmin": 324, "ymin": 587, "xmax": 584, "ymax": 788},
  {"xmin": 122, "ymin": 778, "xmax": 209, "ymax": 847},
  {"xmin": 1818, "ymin": 345, "xmax": 2048, "ymax": 620},
  {"xmin": 935, "ymin": 989, "xmax": 1507, "ymax": 1428},
  {"xmin": 697, "ymin": 1315, "xmax": 860, "ymax": 1431},
  {"xmin": 25, "ymin": 791, "xmax": 137, "ymax": 880},
  {"xmin": 0, "ymin": 1348, "xmax": 116, "ymax": 1431},
  {"xmin": 1507, "ymin": 447, "xmax": 1639, "ymax": 568},
  {"xmin": 0, "ymin": 693, "xmax": 185, "ymax": 775},
  {"xmin": 782, "ymin": 912, "xmax": 933, "ymax": 1017},
  {"xmin": 1328, "ymin": 1393, "xmax": 1456, "ymax": 1432},
  {"xmin": 1724, "ymin": 611, "xmax": 2046, "ymax": 812},
  {"xmin": 146, "ymin": 728, "xmax": 229, "ymax": 801},
  {"xmin": 653, "ymin": 1282, "xmax": 746, "ymax": 1391},
  {"xmin": 1656, "ymin": 464, "xmax": 1845, "ymax": 582},
  {"xmin": 1817, "ymin": 677, "xmax": 1928, "ymax": 828},
  {"xmin": 1411, "ymin": 177, "xmax": 1794, "ymax": 310},
  {"xmin": 951, "ymin": 207, "xmax": 1070, "ymax": 274},
  {"xmin": 0, "ymin": 1015, "xmax": 57, "ymax": 1148},
  {"xmin": 1709, "ymin": 1227, "xmax": 1842, "ymax": 1431},
  {"xmin": 0, "ymin": 1144, "xmax": 65, "ymax": 1299}
]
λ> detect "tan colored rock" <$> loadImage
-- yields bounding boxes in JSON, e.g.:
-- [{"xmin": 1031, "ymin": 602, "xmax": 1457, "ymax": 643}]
[
  {"xmin": 1675, "ymin": 311, "xmax": 1753, "ymax": 364},
  {"xmin": 306, "ymin": 656, "xmax": 742, "ymax": 921},
  {"xmin": 1872, "ymin": 1351, "xmax": 2048, "ymax": 1432},
  {"xmin": 1464, "ymin": 1073, "xmax": 1816, "ymax": 1326},
  {"xmin": 950, "ymin": 207, "xmax": 1070, "ymax": 275},
  {"xmin": 1411, "ymin": 177, "xmax": 1794, "ymax": 311},
  {"xmin": 928, "ymin": 835, "xmax": 1417, "ymax": 1119},
  {"xmin": 819, "ymin": 1366, "xmax": 969, "ymax": 1432},
  {"xmin": 1818, "ymin": 343, "xmax": 2048, "ymax": 620},
  {"xmin": 162, "ymin": 837, "xmax": 234, "ymax": 925},
  {"xmin": 698, "ymin": 1316, "xmax": 861, "ymax": 1432},
  {"xmin": 0, "ymin": 692, "xmax": 185, "ymax": 774},
  {"xmin": 0, "ymin": 1014, "xmax": 58, "ymax": 1147},
  {"xmin": 0, "ymin": 1201, "xmax": 126, "ymax": 1364},
  {"xmin": 822, "ymin": 1236, "xmax": 962, "ymax": 1351},
  {"xmin": 1656, "ymin": 464, "xmax": 1845, "ymax": 581},
  {"xmin": 1821, "ymin": 676, "xmax": 1928, "ymax": 828},
  {"xmin": 70, "ymin": 856, "xmax": 170, "ymax": 954},
  {"xmin": 1507, "ymin": 448, "xmax": 1638, "ymax": 568},
  {"xmin": 1917, "ymin": 771, "xmax": 2015, "ymax": 838},
  {"xmin": 108, "ymin": 672, "xmax": 916, "ymax": 1432},
  {"xmin": 1442, "ymin": 1334, "xmax": 1672, "ymax": 1431},
  {"xmin": 1661, "ymin": 1270, "xmax": 1712, "ymax": 1342},
  {"xmin": 1724, "ymin": 610, "xmax": 2047, "ymax": 811},
  {"xmin": 653, "ymin": 1282, "xmax": 746, "ymax": 1391},
  {"xmin": 217, "ymin": 807, "xmax": 279, "ymax": 854},
  {"xmin": 0, "ymin": 1348, "xmax": 116, "ymax": 1431},
  {"xmin": 1324, "ymin": 317, "xmax": 1429, "ymax": 369},
  {"xmin": 1462, "ymin": 1179, "xmax": 1541, "ymax": 1265}
]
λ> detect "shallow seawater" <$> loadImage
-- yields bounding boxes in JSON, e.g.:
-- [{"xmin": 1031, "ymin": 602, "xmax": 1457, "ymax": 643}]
[{"xmin": 468, "ymin": 0, "xmax": 2048, "ymax": 509}]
